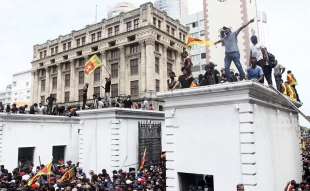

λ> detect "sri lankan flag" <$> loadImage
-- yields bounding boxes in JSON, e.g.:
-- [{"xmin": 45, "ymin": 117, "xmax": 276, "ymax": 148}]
[
  {"xmin": 84, "ymin": 54, "xmax": 102, "ymax": 75},
  {"xmin": 57, "ymin": 167, "xmax": 76, "ymax": 184},
  {"xmin": 139, "ymin": 148, "xmax": 147, "ymax": 170},
  {"xmin": 186, "ymin": 36, "xmax": 214, "ymax": 47},
  {"xmin": 28, "ymin": 162, "xmax": 53, "ymax": 186}
]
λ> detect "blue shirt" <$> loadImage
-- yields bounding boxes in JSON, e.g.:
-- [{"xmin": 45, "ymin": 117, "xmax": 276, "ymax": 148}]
[
  {"xmin": 247, "ymin": 66, "xmax": 264, "ymax": 80},
  {"xmin": 222, "ymin": 32, "xmax": 239, "ymax": 53}
]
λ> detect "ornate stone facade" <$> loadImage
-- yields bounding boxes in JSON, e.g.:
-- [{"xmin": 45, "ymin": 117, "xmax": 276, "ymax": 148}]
[{"xmin": 31, "ymin": 2, "xmax": 187, "ymax": 105}]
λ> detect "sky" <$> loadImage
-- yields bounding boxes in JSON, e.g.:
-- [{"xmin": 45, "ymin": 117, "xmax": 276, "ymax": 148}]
[{"xmin": 0, "ymin": 0, "xmax": 309, "ymax": 124}]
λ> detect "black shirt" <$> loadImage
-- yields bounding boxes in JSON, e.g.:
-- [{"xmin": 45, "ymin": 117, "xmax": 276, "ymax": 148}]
[
  {"xmin": 105, "ymin": 80, "xmax": 111, "ymax": 93},
  {"xmin": 178, "ymin": 75, "xmax": 194, "ymax": 88}
]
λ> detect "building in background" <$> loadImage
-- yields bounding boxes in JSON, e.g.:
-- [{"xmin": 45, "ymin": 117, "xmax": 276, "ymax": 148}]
[
  {"xmin": 154, "ymin": 0, "xmax": 188, "ymax": 23},
  {"xmin": 184, "ymin": 11, "xmax": 206, "ymax": 77},
  {"xmin": 107, "ymin": 2, "xmax": 135, "ymax": 18},
  {"xmin": 11, "ymin": 70, "xmax": 32, "ymax": 106},
  {"xmin": 0, "ymin": 85, "xmax": 12, "ymax": 105},
  {"xmin": 31, "ymin": 2, "xmax": 187, "ymax": 105},
  {"xmin": 203, "ymin": 0, "xmax": 265, "ymax": 69}
]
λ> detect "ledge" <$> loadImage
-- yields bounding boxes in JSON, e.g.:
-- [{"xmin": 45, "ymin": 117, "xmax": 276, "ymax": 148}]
[
  {"xmin": 78, "ymin": 108, "xmax": 165, "ymax": 120},
  {"xmin": 0, "ymin": 113, "xmax": 80, "ymax": 124},
  {"xmin": 157, "ymin": 81, "xmax": 301, "ymax": 112}
]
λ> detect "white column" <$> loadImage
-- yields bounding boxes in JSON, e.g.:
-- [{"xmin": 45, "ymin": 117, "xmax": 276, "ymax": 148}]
[
  {"xmin": 175, "ymin": 51, "xmax": 182, "ymax": 77},
  {"xmin": 31, "ymin": 71, "xmax": 38, "ymax": 104},
  {"xmin": 46, "ymin": 67, "xmax": 50, "ymax": 96},
  {"xmin": 139, "ymin": 41, "xmax": 146, "ymax": 96},
  {"xmin": 56, "ymin": 64, "xmax": 63, "ymax": 103},
  {"xmin": 161, "ymin": 45, "xmax": 168, "ymax": 91},
  {"xmin": 119, "ymin": 46, "xmax": 126, "ymax": 96},
  {"xmin": 70, "ymin": 61, "xmax": 76, "ymax": 101},
  {"xmin": 145, "ymin": 39, "xmax": 155, "ymax": 94},
  {"xmin": 100, "ymin": 52, "xmax": 108, "ymax": 97}
]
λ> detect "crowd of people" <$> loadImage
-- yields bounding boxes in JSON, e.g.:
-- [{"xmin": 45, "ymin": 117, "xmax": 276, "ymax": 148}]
[
  {"xmin": 168, "ymin": 18, "xmax": 301, "ymax": 104},
  {"xmin": 0, "ymin": 159, "xmax": 166, "ymax": 191}
]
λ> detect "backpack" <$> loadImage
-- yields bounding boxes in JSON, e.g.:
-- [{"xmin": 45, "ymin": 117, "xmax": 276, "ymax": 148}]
[{"xmin": 267, "ymin": 52, "xmax": 277, "ymax": 68}]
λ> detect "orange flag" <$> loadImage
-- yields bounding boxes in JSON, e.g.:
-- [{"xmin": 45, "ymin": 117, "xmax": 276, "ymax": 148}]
[
  {"xmin": 28, "ymin": 162, "xmax": 52, "ymax": 186},
  {"xmin": 139, "ymin": 148, "xmax": 147, "ymax": 170}
]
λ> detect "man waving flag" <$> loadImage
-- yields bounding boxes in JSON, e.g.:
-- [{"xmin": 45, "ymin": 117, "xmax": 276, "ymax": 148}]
[
  {"xmin": 84, "ymin": 54, "xmax": 102, "ymax": 75},
  {"xmin": 27, "ymin": 162, "xmax": 53, "ymax": 186}
]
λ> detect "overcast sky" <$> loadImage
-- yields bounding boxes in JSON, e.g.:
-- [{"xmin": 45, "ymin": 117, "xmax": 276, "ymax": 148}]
[{"xmin": 0, "ymin": 0, "xmax": 309, "ymax": 124}]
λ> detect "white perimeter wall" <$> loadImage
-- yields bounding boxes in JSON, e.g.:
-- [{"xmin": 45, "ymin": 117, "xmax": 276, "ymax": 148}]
[
  {"xmin": 0, "ymin": 114, "xmax": 80, "ymax": 171},
  {"xmin": 254, "ymin": 104, "xmax": 302, "ymax": 191},
  {"xmin": 164, "ymin": 104, "xmax": 242, "ymax": 190},
  {"xmin": 78, "ymin": 109, "xmax": 165, "ymax": 175}
]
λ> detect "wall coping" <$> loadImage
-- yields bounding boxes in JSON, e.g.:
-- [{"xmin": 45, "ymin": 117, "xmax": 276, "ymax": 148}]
[
  {"xmin": 157, "ymin": 81, "xmax": 300, "ymax": 112},
  {"xmin": 78, "ymin": 108, "xmax": 165, "ymax": 120},
  {"xmin": 0, "ymin": 113, "xmax": 80, "ymax": 124}
]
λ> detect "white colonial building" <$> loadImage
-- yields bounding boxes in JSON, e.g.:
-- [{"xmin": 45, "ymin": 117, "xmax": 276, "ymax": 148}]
[{"xmin": 31, "ymin": 2, "xmax": 188, "ymax": 105}]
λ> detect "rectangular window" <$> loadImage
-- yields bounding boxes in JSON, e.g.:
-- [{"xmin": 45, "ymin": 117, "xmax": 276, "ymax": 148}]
[
  {"xmin": 40, "ymin": 96, "xmax": 45, "ymax": 104},
  {"xmin": 130, "ymin": 80, "xmax": 139, "ymax": 97},
  {"xmin": 111, "ymin": 49, "xmax": 119, "ymax": 59},
  {"xmin": 155, "ymin": 57, "xmax": 160, "ymax": 74},
  {"xmin": 52, "ymin": 145, "xmax": 66, "ymax": 163},
  {"xmin": 158, "ymin": 20, "xmax": 161, "ymax": 28},
  {"xmin": 52, "ymin": 66, "xmax": 57, "ymax": 73},
  {"xmin": 65, "ymin": 74, "xmax": 70, "ymax": 87},
  {"xmin": 76, "ymin": 39, "xmax": 81, "ymax": 47},
  {"xmin": 97, "ymin": 31, "xmax": 101, "ymax": 40},
  {"xmin": 51, "ymin": 47, "xmax": 54, "ymax": 55},
  {"xmin": 171, "ymin": 28, "xmax": 175, "ymax": 36},
  {"xmin": 43, "ymin": 50, "xmax": 47, "ymax": 57},
  {"xmin": 94, "ymin": 68, "xmax": 101, "ymax": 82},
  {"xmin": 67, "ymin": 41, "xmax": 71, "ymax": 49},
  {"xmin": 79, "ymin": 71, "xmax": 84, "ymax": 84},
  {"xmin": 179, "ymin": 32, "xmax": 182, "ymax": 40},
  {"xmin": 201, "ymin": 53, "xmax": 206, "ymax": 59},
  {"xmin": 63, "ymin": 43, "xmax": 67, "ymax": 51},
  {"xmin": 127, "ymin": 21, "xmax": 132, "ymax": 31},
  {"xmin": 114, "ymin": 25, "xmax": 119, "ymax": 35},
  {"xmin": 108, "ymin": 27, "xmax": 113, "ymax": 37},
  {"xmin": 134, "ymin": 18, "xmax": 139, "ymax": 29},
  {"xmin": 155, "ymin": 42, "xmax": 160, "ymax": 52},
  {"xmin": 167, "ymin": 62, "xmax": 173, "ymax": 75},
  {"xmin": 91, "ymin": 33, "xmax": 96, "ymax": 42},
  {"xmin": 192, "ymin": 21, "xmax": 198, "ymax": 28},
  {"xmin": 41, "ymin": 79, "xmax": 46, "ymax": 92},
  {"xmin": 153, "ymin": 17, "xmax": 156, "ymax": 25},
  {"xmin": 55, "ymin": 46, "xmax": 58, "ymax": 54},
  {"xmin": 167, "ymin": 49, "xmax": 173, "ymax": 58},
  {"xmin": 129, "ymin": 44, "xmax": 139, "ymax": 54},
  {"xmin": 52, "ymin": 77, "xmax": 57, "ymax": 90},
  {"xmin": 64, "ymin": 62, "xmax": 70, "ymax": 70},
  {"xmin": 64, "ymin": 91, "xmax": 70, "ymax": 102},
  {"xmin": 111, "ymin": 84, "xmax": 118, "ymax": 97},
  {"xmin": 78, "ymin": 89, "xmax": 83, "ymax": 101},
  {"xmin": 93, "ymin": 86, "xmax": 100, "ymax": 98},
  {"xmin": 130, "ymin": 59, "xmax": 139, "ymax": 75},
  {"xmin": 18, "ymin": 147, "xmax": 35, "ymax": 165},
  {"xmin": 111, "ymin": 63, "xmax": 118, "ymax": 78},
  {"xmin": 81, "ymin": 36, "xmax": 86, "ymax": 45},
  {"xmin": 156, "ymin": 79, "xmax": 160, "ymax": 92},
  {"xmin": 166, "ymin": 25, "xmax": 170, "ymax": 33},
  {"xmin": 40, "ymin": 52, "xmax": 43, "ymax": 59}
]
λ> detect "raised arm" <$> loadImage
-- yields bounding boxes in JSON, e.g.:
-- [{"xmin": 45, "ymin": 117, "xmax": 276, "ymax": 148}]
[
  {"xmin": 214, "ymin": 40, "xmax": 223, "ymax": 45},
  {"xmin": 236, "ymin": 18, "xmax": 255, "ymax": 36}
]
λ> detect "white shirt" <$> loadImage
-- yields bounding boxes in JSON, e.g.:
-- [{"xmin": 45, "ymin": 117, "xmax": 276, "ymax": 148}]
[{"xmin": 251, "ymin": 44, "xmax": 263, "ymax": 61}]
